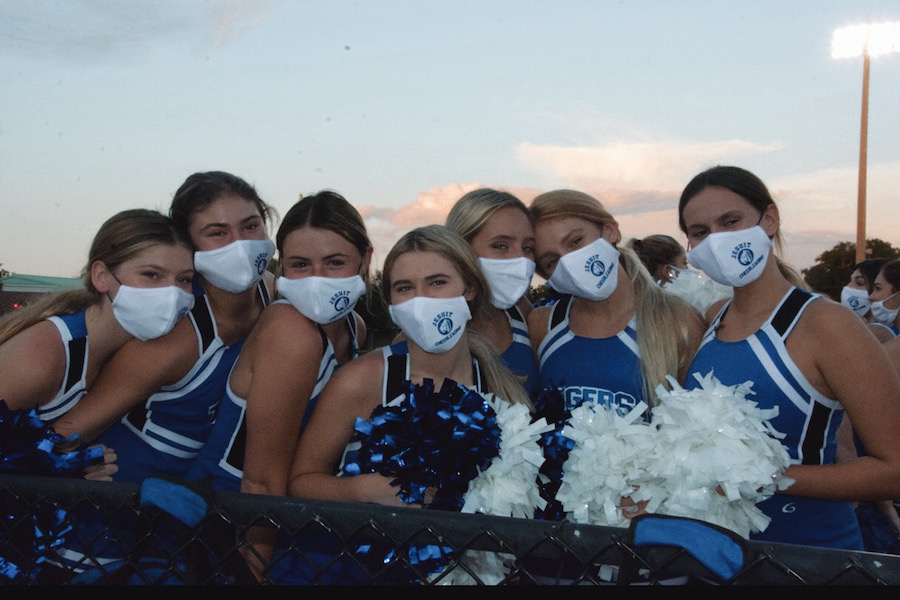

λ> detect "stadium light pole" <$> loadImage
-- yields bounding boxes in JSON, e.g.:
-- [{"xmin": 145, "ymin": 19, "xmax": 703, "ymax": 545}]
[{"xmin": 831, "ymin": 22, "xmax": 900, "ymax": 264}]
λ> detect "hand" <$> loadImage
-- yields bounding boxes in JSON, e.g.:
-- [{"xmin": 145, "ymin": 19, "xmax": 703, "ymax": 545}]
[
  {"xmin": 620, "ymin": 495, "xmax": 649, "ymax": 520},
  {"xmin": 83, "ymin": 444, "xmax": 118, "ymax": 481}
]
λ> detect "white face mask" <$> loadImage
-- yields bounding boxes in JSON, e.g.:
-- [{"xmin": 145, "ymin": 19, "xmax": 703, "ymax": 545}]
[
  {"xmin": 478, "ymin": 256, "xmax": 535, "ymax": 309},
  {"xmin": 111, "ymin": 285, "xmax": 195, "ymax": 341},
  {"xmin": 547, "ymin": 236, "xmax": 620, "ymax": 301},
  {"xmin": 389, "ymin": 295, "xmax": 471, "ymax": 354},
  {"xmin": 870, "ymin": 291, "xmax": 900, "ymax": 326},
  {"xmin": 277, "ymin": 275, "xmax": 366, "ymax": 325},
  {"xmin": 194, "ymin": 239, "xmax": 275, "ymax": 294},
  {"xmin": 840, "ymin": 286, "xmax": 871, "ymax": 317},
  {"xmin": 686, "ymin": 226, "xmax": 772, "ymax": 288}
]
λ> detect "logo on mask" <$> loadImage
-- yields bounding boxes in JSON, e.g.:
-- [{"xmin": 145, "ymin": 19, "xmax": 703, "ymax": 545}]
[
  {"xmin": 331, "ymin": 291, "xmax": 351, "ymax": 312},
  {"xmin": 433, "ymin": 311, "xmax": 454, "ymax": 336},
  {"xmin": 255, "ymin": 253, "xmax": 269, "ymax": 275},
  {"xmin": 584, "ymin": 255, "xmax": 612, "ymax": 289},
  {"xmin": 732, "ymin": 242, "xmax": 754, "ymax": 266}
]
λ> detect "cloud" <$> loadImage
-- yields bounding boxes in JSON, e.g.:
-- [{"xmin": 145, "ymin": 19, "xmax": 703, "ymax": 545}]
[
  {"xmin": 0, "ymin": 0, "xmax": 273, "ymax": 62},
  {"xmin": 358, "ymin": 138, "xmax": 899, "ymax": 275},
  {"xmin": 514, "ymin": 139, "xmax": 783, "ymax": 194}
]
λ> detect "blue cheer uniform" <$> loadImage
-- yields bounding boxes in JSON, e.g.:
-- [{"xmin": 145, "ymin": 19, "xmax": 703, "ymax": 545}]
[
  {"xmin": 186, "ymin": 305, "xmax": 360, "ymax": 492},
  {"xmin": 95, "ymin": 281, "xmax": 270, "ymax": 483},
  {"xmin": 536, "ymin": 294, "xmax": 646, "ymax": 416},
  {"xmin": 685, "ymin": 287, "xmax": 864, "ymax": 550},
  {"xmin": 500, "ymin": 305, "xmax": 540, "ymax": 401},
  {"xmin": 39, "ymin": 311, "xmax": 89, "ymax": 423},
  {"xmin": 41, "ymin": 282, "xmax": 271, "ymax": 580}
]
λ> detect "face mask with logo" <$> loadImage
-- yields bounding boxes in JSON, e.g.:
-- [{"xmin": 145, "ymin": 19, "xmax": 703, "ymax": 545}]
[
  {"xmin": 478, "ymin": 256, "xmax": 536, "ymax": 309},
  {"xmin": 870, "ymin": 290, "xmax": 900, "ymax": 326},
  {"xmin": 686, "ymin": 225, "xmax": 772, "ymax": 288},
  {"xmin": 840, "ymin": 286, "xmax": 871, "ymax": 317},
  {"xmin": 111, "ymin": 284, "xmax": 195, "ymax": 341},
  {"xmin": 194, "ymin": 239, "xmax": 275, "ymax": 294},
  {"xmin": 389, "ymin": 295, "xmax": 471, "ymax": 354},
  {"xmin": 547, "ymin": 236, "xmax": 620, "ymax": 301},
  {"xmin": 277, "ymin": 275, "xmax": 366, "ymax": 325}
]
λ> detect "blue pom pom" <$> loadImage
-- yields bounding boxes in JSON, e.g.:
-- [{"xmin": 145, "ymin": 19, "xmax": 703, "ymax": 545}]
[{"xmin": 343, "ymin": 378, "xmax": 503, "ymax": 581}]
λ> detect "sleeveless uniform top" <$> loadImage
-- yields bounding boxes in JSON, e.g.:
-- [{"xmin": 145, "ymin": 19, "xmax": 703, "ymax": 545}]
[
  {"xmin": 95, "ymin": 281, "xmax": 271, "ymax": 483},
  {"xmin": 39, "ymin": 311, "xmax": 89, "ymax": 423},
  {"xmin": 337, "ymin": 340, "xmax": 487, "ymax": 476},
  {"xmin": 869, "ymin": 321, "xmax": 899, "ymax": 338},
  {"xmin": 685, "ymin": 287, "xmax": 863, "ymax": 550},
  {"xmin": 187, "ymin": 304, "xmax": 360, "ymax": 492},
  {"xmin": 536, "ymin": 294, "xmax": 645, "ymax": 416},
  {"xmin": 500, "ymin": 305, "xmax": 540, "ymax": 401}
]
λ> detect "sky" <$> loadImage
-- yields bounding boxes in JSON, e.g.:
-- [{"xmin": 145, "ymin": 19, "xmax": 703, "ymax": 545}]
[{"xmin": 2, "ymin": 0, "xmax": 899, "ymax": 279}]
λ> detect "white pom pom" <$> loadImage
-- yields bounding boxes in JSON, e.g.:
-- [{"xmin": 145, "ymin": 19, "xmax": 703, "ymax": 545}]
[
  {"xmin": 647, "ymin": 372, "xmax": 794, "ymax": 538},
  {"xmin": 663, "ymin": 268, "xmax": 733, "ymax": 313},
  {"xmin": 555, "ymin": 402, "xmax": 656, "ymax": 528},
  {"xmin": 461, "ymin": 394, "xmax": 553, "ymax": 519},
  {"xmin": 441, "ymin": 395, "xmax": 553, "ymax": 585}
]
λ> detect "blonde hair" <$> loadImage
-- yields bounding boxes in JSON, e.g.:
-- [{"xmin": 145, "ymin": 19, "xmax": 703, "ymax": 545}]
[
  {"xmin": 0, "ymin": 209, "xmax": 190, "ymax": 344},
  {"xmin": 382, "ymin": 225, "xmax": 533, "ymax": 410},
  {"xmin": 530, "ymin": 190, "xmax": 704, "ymax": 405},
  {"xmin": 445, "ymin": 188, "xmax": 531, "ymax": 242}
]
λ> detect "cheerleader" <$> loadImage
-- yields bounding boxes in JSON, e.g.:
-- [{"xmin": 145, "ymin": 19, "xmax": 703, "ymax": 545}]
[{"xmin": 678, "ymin": 165, "xmax": 900, "ymax": 550}]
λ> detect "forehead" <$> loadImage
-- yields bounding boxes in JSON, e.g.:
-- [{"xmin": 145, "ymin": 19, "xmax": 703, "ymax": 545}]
[
  {"xmin": 534, "ymin": 216, "xmax": 600, "ymax": 241},
  {"xmin": 391, "ymin": 250, "xmax": 460, "ymax": 280},
  {"xmin": 122, "ymin": 243, "xmax": 194, "ymax": 271},
  {"xmin": 283, "ymin": 226, "xmax": 356, "ymax": 255},
  {"xmin": 681, "ymin": 186, "xmax": 752, "ymax": 223},
  {"xmin": 191, "ymin": 194, "xmax": 261, "ymax": 224},
  {"xmin": 476, "ymin": 206, "xmax": 533, "ymax": 237}
]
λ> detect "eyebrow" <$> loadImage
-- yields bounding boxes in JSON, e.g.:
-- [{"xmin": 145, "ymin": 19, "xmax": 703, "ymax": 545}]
[
  {"xmin": 197, "ymin": 214, "xmax": 262, "ymax": 234},
  {"xmin": 391, "ymin": 272, "xmax": 452, "ymax": 287}
]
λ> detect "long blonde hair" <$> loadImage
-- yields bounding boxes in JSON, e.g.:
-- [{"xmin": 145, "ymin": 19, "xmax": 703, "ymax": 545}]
[
  {"xmin": 382, "ymin": 225, "xmax": 533, "ymax": 410},
  {"xmin": 0, "ymin": 209, "xmax": 190, "ymax": 344},
  {"xmin": 530, "ymin": 190, "xmax": 703, "ymax": 405}
]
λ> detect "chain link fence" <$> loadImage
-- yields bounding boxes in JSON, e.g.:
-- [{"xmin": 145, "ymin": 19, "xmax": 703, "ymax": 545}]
[{"xmin": 2, "ymin": 474, "xmax": 899, "ymax": 585}]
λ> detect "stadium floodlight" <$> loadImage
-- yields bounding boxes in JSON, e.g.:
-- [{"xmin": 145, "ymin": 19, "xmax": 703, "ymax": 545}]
[{"xmin": 831, "ymin": 22, "xmax": 900, "ymax": 263}]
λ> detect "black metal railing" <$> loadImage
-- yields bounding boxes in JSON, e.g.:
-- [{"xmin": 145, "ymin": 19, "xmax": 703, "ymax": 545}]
[{"xmin": 2, "ymin": 474, "xmax": 899, "ymax": 585}]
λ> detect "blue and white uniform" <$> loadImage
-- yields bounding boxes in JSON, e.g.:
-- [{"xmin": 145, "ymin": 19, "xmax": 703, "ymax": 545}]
[
  {"xmin": 187, "ymin": 306, "xmax": 360, "ymax": 492},
  {"xmin": 685, "ymin": 287, "xmax": 863, "ymax": 550},
  {"xmin": 38, "ymin": 311, "xmax": 89, "ymax": 423},
  {"xmin": 95, "ymin": 281, "xmax": 271, "ymax": 483},
  {"xmin": 500, "ymin": 305, "xmax": 539, "ymax": 401},
  {"xmin": 42, "ymin": 282, "xmax": 272, "ymax": 579},
  {"xmin": 269, "ymin": 341, "xmax": 488, "ymax": 585},
  {"xmin": 536, "ymin": 294, "xmax": 645, "ymax": 416},
  {"xmin": 870, "ymin": 321, "xmax": 899, "ymax": 338},
  {"xmin": 338, "ymin": 340, "xmax": 487, "ymax": 474}
]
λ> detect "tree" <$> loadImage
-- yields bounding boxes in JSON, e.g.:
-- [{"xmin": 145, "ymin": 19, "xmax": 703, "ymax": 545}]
[{"xmin": 802, "ymin": 239, "xmax": 900, "ymax": 301}]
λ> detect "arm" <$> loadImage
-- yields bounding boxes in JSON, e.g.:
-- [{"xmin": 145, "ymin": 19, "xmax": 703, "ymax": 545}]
[
  {"xmin": 240, "ymin": 306, "xmax": 323, "ymax": 498},
  {"xmin": 288, "ymin": 353, "xmax": 409, "ymax": 507},
  {"xmin": 237, "ymin": 305, "xmax": 325, "ymax": 579},
  {"xmin": 783, "ymin": 302, "xmax": 900, "ymax": 502},
  {"xmin": 52, "ymin": 317, "xmax": 199, "ymax": 443},
  {"xmin": 0, "ymin": 321, "xmax": 65, "ymax": 411}
]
